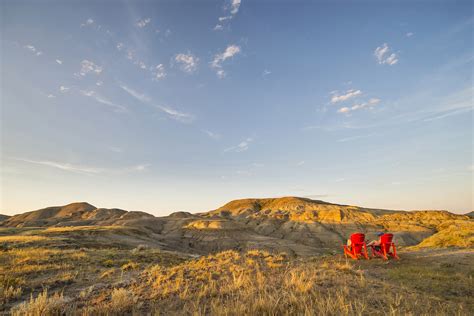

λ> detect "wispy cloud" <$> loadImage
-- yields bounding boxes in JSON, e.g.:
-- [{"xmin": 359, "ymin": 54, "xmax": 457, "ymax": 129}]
[
  {"xmin": 152, "ymin": 64, "xmax": 167, "ymax": 80},
  {"xmin": 119, "ymin": 84, "xmax": 194, "ymax": 122},
  {"xmin": 55, "ymin": 59, "xmax": 63, "ymax": 65},
  {"xmin": 337, "ymin": 134, "xmax": 374, "ymax": 142},
  {"xmin": 211, "ymin": 44, "xmax": 241, "ymax": 78},
  {"xmin": 80, "ymin": 90, "xmax": 127, "ymax": 112},
  {"xmin": 79, "ymin": 60, "xmax": 103, "ymax": 76},
  {"xmin": 325, "ymin": 85, "xmax": 472, "ymax": 131},
  {"xmin": 337, "ymin": 98, "xmax": 381, "ymax": 114},
  {"xmin": 80, "ymin": 91, "xmax": 122, "ymax": 111},
  {"xmin": 422, "ymin": 107, "xmax": 472, "ymax": 122},
  {"xmin": 262, "ymin": 69, "xmax": 271, "ymax": 77},
  {"xmin": 16, "ymin": 158, "xmax": 103, "ymax": 174},
  {"xmin": 224, "ymin": 137, "xmax": 253, "ymax": 152},
  {"xmin": 214, "ymin": 0, "xmax": 242, "ymax": 31},
  {"xmin": 175, "ymin": 53, "xmax": 199, "ymax": 73},
  {"xmin": 59, "ymin": 85, "xmax": 70, "ymax": 93},
  {"xmin": 406, "ymin": 32, "xmax": 414, "ymax": 37},
  {"xmin": 412, "ymin": 86, "xmax": 473, "ymax": 123},
  {"xmin": 16, "ymin": 158, "xmax": 149, "ymax": 175},
  {"xmin": 230, "ymin": 0, "xmax": 242, "ymax": 14},
  {"xmin": 120, "ymin": 84, "xmax": 150, "ymax": 103},
  {"xmin": 204, "ymin": 130, "xmax": 221, "ymax": 140},
  {"xmin": 374, "ymin": 43, "xmax": 398, "ymax": 65},
  {"xmin": 155, "ymin": 105, "xmax": 194, "ymax": 123},
  {"xmin": 331, "ymin": 89, "xmax": 362, "ymax": 103},
  {"xmin": 80, "ymin": 18, "xmax": 94, "ymax": 27},
  {"xmin": 24, "ymin": 45, "xmax": 42, "ymax": 56},
  {"xmin": 136, "ymin": 18, "xmax": 151, "ymax": 28},
  {"xmin": 116, "ymin": 42, "xmax": 154, "ymax": 74}
]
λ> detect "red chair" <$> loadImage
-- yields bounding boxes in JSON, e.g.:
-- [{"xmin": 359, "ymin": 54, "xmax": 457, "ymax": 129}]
[
  {"xmin": 369, "ymin": 233, "xmax": 399, "ymax": 260},
  {"xmin": 343, "ymin": 233, "xmax": 369, "ymax": 260}
]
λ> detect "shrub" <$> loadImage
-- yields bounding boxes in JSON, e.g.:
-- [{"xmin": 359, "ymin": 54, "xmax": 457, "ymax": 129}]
[
  {"xmin": 0, "ymin": 285, "xmax": 22, "ymax": 303},
  {"xmin": 109, "ymin": 288, "xmax": 134, "ymax": 313},
  {"xmin": 11, "ymin": 289, "xmax": 67, "ymax": 316}
]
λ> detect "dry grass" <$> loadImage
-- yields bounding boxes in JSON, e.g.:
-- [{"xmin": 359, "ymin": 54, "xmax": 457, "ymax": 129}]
[
  {"xmin": 1, "ymin": 226, "xmax": 472, "ymax": 315},
  {"xmin": 410, "ymin": 222, "xmax": 474, "ymax": 249},
  {"xmin": 0, "ymin": 235, "xmax": 48, "ymax": 244},
  {"xmin": 109, "ymin": 288, "xmax": 135, "ymax": 313},
  {"xmin": 81, "ymin": 250, "xmax": 470, "ymax": 315},
  {"xmin": 0, "ymin": 228, "xmax": 186, "ymax": 314},
  {"xmin": 11, "ymin": 289, "xmax": 67, "ymax": 316},
  {"xmin": 40, "ymin": 226, "xmax": 123, "ymax": 233}
]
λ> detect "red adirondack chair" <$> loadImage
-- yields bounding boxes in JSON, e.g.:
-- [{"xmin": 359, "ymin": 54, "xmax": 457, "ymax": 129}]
[
  {"xmin": 343, "ymin": 233, "xmax": 369, "ymax": 260},
  {"xmin": 369, "ymin": 233, "xmax": 399, "ymax": 260}
]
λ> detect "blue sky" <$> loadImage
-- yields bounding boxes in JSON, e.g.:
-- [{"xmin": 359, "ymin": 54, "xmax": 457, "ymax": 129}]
[{"xmin": 1, "ymin": 0, "xmax": 472, "ymax": 215}]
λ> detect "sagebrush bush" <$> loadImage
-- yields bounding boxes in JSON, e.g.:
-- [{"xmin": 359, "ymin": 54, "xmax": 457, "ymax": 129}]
[{"xmin": 11, "ymin": 289, "xmax": 67, "ymax": 316}]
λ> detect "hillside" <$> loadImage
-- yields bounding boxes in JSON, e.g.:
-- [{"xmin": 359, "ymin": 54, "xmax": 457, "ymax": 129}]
[
  {"xmin": 1, "ymin": 197, "xmax": 471, "ymax": 256},
  {"xmin": 2, "ymin": 202, "xmax": 153, "ymax": 228},
  {"xmin": 409, "ymin": 221, "xmax": 474, "ymax": 249}
]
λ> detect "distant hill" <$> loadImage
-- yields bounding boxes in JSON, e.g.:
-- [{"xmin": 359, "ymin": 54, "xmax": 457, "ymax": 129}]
[
  {"xmin": 410, "ymin": 221, "xmax": 474, "ymax": 249},
  {"xmin": 465, "ymin": 211, "xmax": 474, "ymax": 218},
  {"xmin": 1, "ymin": 202, "xmax": 153, "ymax": 228},
  {"xmin": 0, "ymin": 214, "xmax": 10, "ymax": 222},
  {"xmin": 1, "ymin": 197, "xmax": 471, "ymax": 256}
]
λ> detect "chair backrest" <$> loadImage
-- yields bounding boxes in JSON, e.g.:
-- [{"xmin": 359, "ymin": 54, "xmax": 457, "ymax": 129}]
[
  {"xmin": 380, "ymin": 233, "xmax": 394, "ymax": 252},
  {"xmin": 350, "ymin": 233, "xmax": 366, "ymax": 253}
]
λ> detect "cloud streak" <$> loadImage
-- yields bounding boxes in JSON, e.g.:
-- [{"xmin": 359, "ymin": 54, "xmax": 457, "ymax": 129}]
[
  {"xmin": 16, "ymin": 158, "xmax": 149, "ymax": 175},
  {"xmin": 120, "ymin": 84, "xmax": 194, "ymax": 122},
  {"xmin": 82, "ymin": 90, "xmax": 127, "ymax": 112},
  {"xmin": 331, "ymin": 89, "xmax": 362, "ymax": 103},
  {"xmin": 337, "ymin": 98, "xmax": 380, "ymax": 114},
  {"xmin": 224, "ymin": 137, "xmax": 253, "ymax": 152}
]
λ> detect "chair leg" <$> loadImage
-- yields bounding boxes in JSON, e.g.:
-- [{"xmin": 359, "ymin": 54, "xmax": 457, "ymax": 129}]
[
  {"xmin": 392, "ymin": 243, "xmax": 399, "ymax": 260},
  {"xmin": 344, "ymin": 248, "xmax": 357, "ymax": 260},
  {"xmin": 363, "ymin": 243, "xmax": 369, "ymax": 260},
  {"xmin": 343, "ymin": 246, "xmax": 356, "ymax": 259},
  {"xmin": 382, "ymin": 246, "xmax": 388, "ymax": 260}
]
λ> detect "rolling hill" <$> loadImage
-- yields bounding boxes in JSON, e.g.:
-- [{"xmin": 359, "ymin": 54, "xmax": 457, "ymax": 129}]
[{"xmin": 1, "ymin": 197, "xmax": 471, "ymax": 256}]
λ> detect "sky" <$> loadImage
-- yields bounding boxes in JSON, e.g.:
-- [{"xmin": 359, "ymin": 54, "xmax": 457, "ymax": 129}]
[{"xmin": 1, "ymin": 0, "xmax": 473, "ymax": 216}]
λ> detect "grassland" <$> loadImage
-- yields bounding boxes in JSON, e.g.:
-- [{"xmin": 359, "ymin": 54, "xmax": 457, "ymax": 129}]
[{"xmin": 1, "ymin": 226, "xmax": 472, "ymax": 315}]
